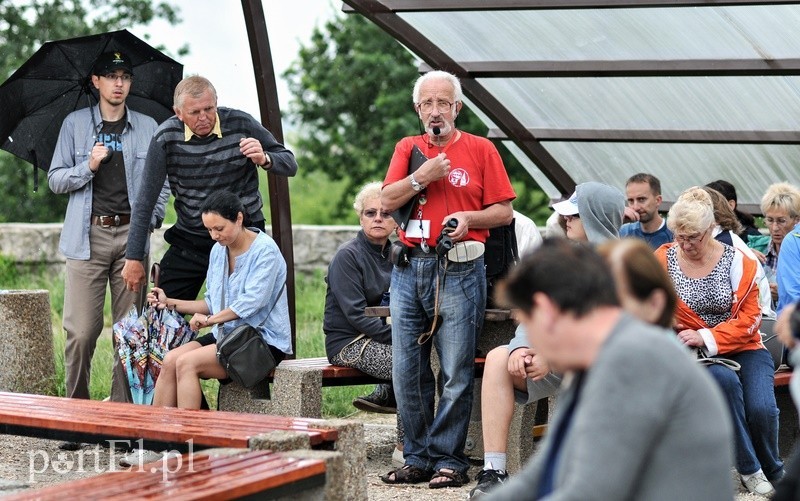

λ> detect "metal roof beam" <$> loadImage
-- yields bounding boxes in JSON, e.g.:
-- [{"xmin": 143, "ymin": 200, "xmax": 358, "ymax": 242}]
[
  {"xmin": 488, "ymin": 128, "xmax": 800, "ymax": 143},
  {"xmin": 343, "ymin": 0, "xmax": 576, "ymax": 194},
  {"xmin": 420, "ymin": 59, "xmax": 800, "ymax": 78},
  {"xmin": 343, "ymin": 0, "xmax": 800, "ymax": 12}
]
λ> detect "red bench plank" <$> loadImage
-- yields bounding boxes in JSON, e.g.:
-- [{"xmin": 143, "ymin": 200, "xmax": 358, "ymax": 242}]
[
  {"xmin": 271, "ymin": 357, "xmax": 486, "ymax": 381},
  {"xmin": 775, "ymin": 369, "xmax": 792, "ymax": 387},
  {"xmin": 0, "ymin": 392, "xmax": 337, "ymax": 448},
  {"xmin": 4, "ymin": 450, "xmax": 326, "ymax": 501},
  {"xmin": 365, "ymin": 306, "xmax": 512, "ymax": 322}
]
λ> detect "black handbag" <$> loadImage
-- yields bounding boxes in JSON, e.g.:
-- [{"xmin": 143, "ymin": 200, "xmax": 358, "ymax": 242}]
[
  {"xmin": 216, "ymin": 324, "xmax": 276, "ymax": 388},
  {"xmin": 214, "ymin": 256, "xmax": 284, "ymax": 388}
]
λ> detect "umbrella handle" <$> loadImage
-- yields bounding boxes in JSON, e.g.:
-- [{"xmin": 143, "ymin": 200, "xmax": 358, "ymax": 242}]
[{"xmin": 150, "ymin": 262, "xmax": 161, "ymax": 288}]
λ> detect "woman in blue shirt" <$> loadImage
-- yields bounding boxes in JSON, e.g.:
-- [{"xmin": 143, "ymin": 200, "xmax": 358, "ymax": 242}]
[{"xmin": 149, "ymin": 190, "xmax": 290, "ymax": 409}]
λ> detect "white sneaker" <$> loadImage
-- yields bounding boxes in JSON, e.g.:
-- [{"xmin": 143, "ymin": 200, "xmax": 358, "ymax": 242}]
[
  {"xmin": 118, "ymin": 449, "xmax": 163, "ymax": 467},
  {"xmin": 741, "ymin": 470, "xmax": 775, "ymax": 497},
  {"xmin": 391, "ymin": 446, "xmax": 404, "ymax": 468}
]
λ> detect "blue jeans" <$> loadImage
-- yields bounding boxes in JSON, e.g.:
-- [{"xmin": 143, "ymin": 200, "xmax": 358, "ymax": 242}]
[
  {"xmin": 707, "ymin": 348, "xmax": 783, "ymax": 479},
  {"xmin": 391, "ymin": 254, "xmax": 485, "ymax": 473}
]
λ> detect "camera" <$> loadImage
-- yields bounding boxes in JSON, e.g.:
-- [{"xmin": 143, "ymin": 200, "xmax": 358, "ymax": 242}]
[
  {"xmin": 435, "ymin": 218, "xmax": 459, "ymax": 256},
  {"xmin": 389, "ymin": 240, "xmax": 410, "ymax": 267}
]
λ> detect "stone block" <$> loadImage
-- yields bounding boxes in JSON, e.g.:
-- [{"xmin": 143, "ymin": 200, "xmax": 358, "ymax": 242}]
[
  {"xmin": 0, "ymin": 290, "xmax": 55, "ymax": 394},
  {"xmin": 218, "ymin": 366, "xmax": 323, "ymax": 417},
  {"xmin": 309, "ymin": 419, "xmax": 366, "ymax": 501}
]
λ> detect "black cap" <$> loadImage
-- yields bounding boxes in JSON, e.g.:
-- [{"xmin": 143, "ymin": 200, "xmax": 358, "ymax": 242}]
[{"xmin": 92, "ymin": 51, "xmax": 133, "ymax": 76}]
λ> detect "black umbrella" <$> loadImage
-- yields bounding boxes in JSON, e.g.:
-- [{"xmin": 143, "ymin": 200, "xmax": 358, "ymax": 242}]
[{"xmin": 0, "ymin": 29, "xmax": 182, "ymax": 182}]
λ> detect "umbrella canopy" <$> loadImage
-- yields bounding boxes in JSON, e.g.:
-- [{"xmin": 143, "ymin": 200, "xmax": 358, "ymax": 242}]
[
  {"xmin": 0, "ymin": 29, "xmax": 182, "ymax": 172},
  {"xmin": 113, "ymin": 305, "xmax": 196, "ymax": 405}
]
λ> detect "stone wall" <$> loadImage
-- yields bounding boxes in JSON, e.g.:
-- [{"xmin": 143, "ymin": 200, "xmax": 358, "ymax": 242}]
[{"xmin": 0, "ymin": 223, "xmax": 361, "ymax": 276}]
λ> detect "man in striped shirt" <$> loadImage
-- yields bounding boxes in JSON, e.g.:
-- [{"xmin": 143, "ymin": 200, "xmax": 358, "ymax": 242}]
[{"xmin": 122, "ymin": 76, "xmax": 297, "ymax": 300}]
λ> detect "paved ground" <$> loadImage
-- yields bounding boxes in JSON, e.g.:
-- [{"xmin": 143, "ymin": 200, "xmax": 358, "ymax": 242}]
[{"xmin": 0, "ymin": 413, "xmax": 772, "ymax": 500}]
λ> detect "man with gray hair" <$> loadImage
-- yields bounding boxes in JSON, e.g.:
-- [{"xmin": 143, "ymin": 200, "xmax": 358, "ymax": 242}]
[
  {"xmin": 122, "ymin": 75, "xmax": 297, "ymax": 300},
  {"xmin": 380, "ymin": 70, "xmax": 516, "ymax": 488}
]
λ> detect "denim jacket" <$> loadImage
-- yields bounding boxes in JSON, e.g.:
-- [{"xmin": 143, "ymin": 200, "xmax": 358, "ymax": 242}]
[{"xmin": 48, "ymin": 105, "xmax": 170, "ymax": 260}]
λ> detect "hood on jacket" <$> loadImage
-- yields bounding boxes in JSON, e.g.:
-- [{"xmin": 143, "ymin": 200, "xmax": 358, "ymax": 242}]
[{"xmin": 553, "ymin": 182, "xmax": 625, "ymax": 244}]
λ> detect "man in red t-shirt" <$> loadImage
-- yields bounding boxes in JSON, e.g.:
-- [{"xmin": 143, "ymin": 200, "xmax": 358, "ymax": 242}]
[{"xmin": 379, "ymin": 70, "xmax": 515, "ymax": 489}]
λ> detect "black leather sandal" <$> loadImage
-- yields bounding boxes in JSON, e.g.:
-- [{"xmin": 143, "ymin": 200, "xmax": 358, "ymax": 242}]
[
  {"xmin": 380, "ymin": 464, "xmax": 433, "ymax": 484},
  {"xmin": 429, "ymin": 468, "xmax": 469, "ymax": 489}
]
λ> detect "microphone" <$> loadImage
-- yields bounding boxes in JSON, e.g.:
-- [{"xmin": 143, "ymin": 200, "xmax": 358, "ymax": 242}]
[{"xmin": 431, "ymin": 126, "xmax": 443, "ymax": 155}]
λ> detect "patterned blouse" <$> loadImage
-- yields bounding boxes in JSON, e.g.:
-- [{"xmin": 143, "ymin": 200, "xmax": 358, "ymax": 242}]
[{"xmin": 667, "ymin": 244, "xmax": 736, "ymax": 328}]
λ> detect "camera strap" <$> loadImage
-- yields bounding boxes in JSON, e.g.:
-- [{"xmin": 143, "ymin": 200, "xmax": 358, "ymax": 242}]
[{"xmin": 418, "ymin": 258, "xmax": 448, "ymax": 345}]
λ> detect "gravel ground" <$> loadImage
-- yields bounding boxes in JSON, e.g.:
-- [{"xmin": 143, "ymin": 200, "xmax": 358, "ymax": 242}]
[{"xmin": 0, "ymin": 412, "xmax": 771, "ymax": 500}]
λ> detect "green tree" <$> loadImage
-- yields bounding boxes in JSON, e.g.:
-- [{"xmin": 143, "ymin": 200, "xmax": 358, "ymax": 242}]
[
  {"xmin": 283, "ymin": 13, "xmax": 550, "ymax": 223},
  {"xmin": 0, "ymin": 0, "xmax": 183, "ymax": 223}
]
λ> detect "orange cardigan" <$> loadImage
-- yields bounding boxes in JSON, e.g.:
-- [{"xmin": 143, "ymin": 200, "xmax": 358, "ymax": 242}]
[{"xmin": 655, "ymin": 243, "xmax": 763, "ymax": 356}]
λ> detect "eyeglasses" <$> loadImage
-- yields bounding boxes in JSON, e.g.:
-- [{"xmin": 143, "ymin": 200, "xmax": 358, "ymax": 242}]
[
  {"xmin": 102, "ymin": 73, "xmax": 132, "ymax": 82},
  {"xmin": 564, "ymin": 214, "xmax": 580, "ymax": 222},
  {"xmin": 675, "ymin": 230, "xmax": 708, "ymax": 244},
  {"xmin": 765, "ymin": 216, "xmax": 796, "ymax": 226},
  {"xmin": 362, "ymin": 209, "xmax": 393, "ymax": 219},
  {"xmin": 417, "ymin": 100, "xmax": 454, "ymax": 114}
]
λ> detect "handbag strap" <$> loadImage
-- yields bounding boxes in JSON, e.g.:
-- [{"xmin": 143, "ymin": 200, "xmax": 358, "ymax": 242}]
[{"xmin": 219, "ymin": 248, "xmax": 286, "ymax": 329}]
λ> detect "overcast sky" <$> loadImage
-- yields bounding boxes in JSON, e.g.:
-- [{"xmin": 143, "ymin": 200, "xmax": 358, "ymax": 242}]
[{"xmin": 135, "ymin": 1, "xmax": 338, "ymax": 119}]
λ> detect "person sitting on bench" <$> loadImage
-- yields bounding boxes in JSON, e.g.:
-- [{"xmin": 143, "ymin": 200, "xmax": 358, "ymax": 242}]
[
  {"xmin": 470, "ymin": 182, "xmax": 624, "ymax": 498},
  {"xmin": 323, "ymin": 182, "xmax": 404, "ymax": 462},
  {"xmin": 487, "ymin": 239, "xmax": 734, "ymax": 500}
]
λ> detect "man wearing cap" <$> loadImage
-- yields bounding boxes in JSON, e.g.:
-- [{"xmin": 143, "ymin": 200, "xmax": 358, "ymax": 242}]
[
  {"xmin": 122, "ymin": 75, "xmax": 297, "ymax": 302},
  {"xmin": 49, "ymin": 52, "xmax": 170, "ymax": 411}
]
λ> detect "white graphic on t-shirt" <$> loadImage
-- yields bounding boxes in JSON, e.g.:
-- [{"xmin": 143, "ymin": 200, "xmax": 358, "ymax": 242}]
[{"xmin": 449, "ymin": 168, "xmax": 469, "ymax": 187}]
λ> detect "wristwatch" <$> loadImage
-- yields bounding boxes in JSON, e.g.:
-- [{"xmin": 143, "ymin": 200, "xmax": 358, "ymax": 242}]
[{"xmin": 410, "ymin": 173, "xmax": 424, "ymax": 192}]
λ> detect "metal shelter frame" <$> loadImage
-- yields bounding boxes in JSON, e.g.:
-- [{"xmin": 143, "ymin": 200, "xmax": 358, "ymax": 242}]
[{"xmin": 341, "ymin": 0, "xmax": 800, "ymax": 214}]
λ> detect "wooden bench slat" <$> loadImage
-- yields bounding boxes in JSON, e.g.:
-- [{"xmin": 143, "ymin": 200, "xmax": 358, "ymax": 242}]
[
  {"xmin": 365, "ymin": 306, "xmax": 512, "ymax": 322},
  {"xmin": 4, "ymin": 451, "xmax": 326, "ymax": 501},
  {"xmin": 0, "ymin": 392, "xmax": 338, "ymax": 449}
]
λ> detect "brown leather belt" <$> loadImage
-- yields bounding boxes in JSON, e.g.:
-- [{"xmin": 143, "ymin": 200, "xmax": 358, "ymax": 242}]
[{"xmin": 91, "ymin": 214, "xmax": 130, "ymax": 227}]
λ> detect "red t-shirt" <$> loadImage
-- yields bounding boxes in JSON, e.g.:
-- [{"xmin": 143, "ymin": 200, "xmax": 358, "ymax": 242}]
[{"xmin": 384, "ymin": 131, "xmax": 516, "ymax": 247}]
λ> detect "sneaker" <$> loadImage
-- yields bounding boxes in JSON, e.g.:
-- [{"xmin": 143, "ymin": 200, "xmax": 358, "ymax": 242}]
[
  {"xmin": 741, "ymin": 470, "xmax": 775, "ymax": 497},
  {"xmin": 469, "ymin": 469, "xmax": 509, "ymax": 499},
  {"xmin": 391, "ymin": 445, "xmax": 404, "ymax": 468},
  {"xmin": 352, "ymin": 384, "xmax": 397, "ymax": 414}
]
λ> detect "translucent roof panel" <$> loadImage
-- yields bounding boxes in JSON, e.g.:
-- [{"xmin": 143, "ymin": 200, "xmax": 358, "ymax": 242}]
[
  {"xmin": 543, "ymin": 141, "xmax": 800, "ymax": 211},
  {"xmin": 400, "ymin": 6, "xmax": 800, "ymax": 61},
  {"xmin": 346, "ymin": 0, "xmax": 800, "ymax": 210},
  {"xmin": 478, "ymin": 76, "xmax": 800, "ymax": 130}
]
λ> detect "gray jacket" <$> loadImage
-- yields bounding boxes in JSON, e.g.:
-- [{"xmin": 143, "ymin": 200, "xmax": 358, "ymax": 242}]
[
  {"xmin": 488, "ymin": 314, "xmax": 734, "ymax": 501},
  {"xmin": 48, "ymin": 105, "xmax": 169, "ymax": 260}
]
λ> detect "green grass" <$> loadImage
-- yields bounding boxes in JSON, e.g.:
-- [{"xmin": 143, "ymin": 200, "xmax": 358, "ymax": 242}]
[{"xmin": 2, "ymin": 256, "xmax": 372, "ymax": 417}]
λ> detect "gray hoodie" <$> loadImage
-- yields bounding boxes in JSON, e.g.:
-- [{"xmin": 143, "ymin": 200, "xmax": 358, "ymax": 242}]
[{"xmin": 575, "ymin": 181, "xmax": 625, "ymax": 244}]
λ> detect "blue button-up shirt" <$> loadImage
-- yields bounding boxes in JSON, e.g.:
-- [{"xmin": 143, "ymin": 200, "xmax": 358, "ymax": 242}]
[
  {"xmin": 48, "ymin": 105, "xmax": 169, "ymax": 260},
  {"xmin": 205, "ymin": 230, "xmax": 292, "ymax": 354}
]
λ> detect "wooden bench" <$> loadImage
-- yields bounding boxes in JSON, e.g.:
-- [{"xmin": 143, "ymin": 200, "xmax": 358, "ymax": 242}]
[
  {"xmin": 0, "ymin": 391, "xmax": 338, "ymax": 453},
  {"xmin": 0, "ymin": 391, "xmax": 366, "ymax": 501},
  {"xmin": 5, "ymin": 450, "xmax": 327, "ymax": 501}
]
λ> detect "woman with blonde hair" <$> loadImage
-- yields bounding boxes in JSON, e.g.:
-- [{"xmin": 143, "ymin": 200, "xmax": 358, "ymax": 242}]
[
  {"xmin": 758, "ymin": 182, "xmax": 800, "ymax": 307},
  {"xmin": 654, "ymin": 186, "xmax": 783, "ymax": 496}
]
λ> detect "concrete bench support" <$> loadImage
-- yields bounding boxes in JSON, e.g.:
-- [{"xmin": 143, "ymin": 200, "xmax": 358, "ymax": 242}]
[{"xmin": 0, "ymin": 290, "xmax": 55, "ymax": 394}]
